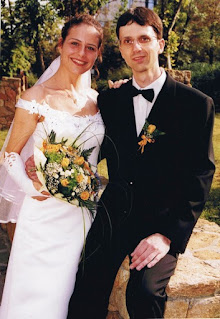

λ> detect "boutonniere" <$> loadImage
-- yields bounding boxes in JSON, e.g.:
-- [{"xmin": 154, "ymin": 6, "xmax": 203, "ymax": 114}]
[{"xmin": 138, "ymin": 121, "xmax": 166, "ymax": 153}]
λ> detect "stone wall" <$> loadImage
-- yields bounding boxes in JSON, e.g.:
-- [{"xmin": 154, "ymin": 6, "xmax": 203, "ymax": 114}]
[
  {"xmin": 107, "ymin": 219, "xmax": 220, "ymax": 319},
  {"xmin": 166, "ymin": 69, "xmax": 191, "ymax": 86},
  {"xmin": 0, "ymin": 77, "xmax": 23, "ymax": 130}
]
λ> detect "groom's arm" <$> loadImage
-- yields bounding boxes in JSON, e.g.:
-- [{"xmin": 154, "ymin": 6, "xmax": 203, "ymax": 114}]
[
  {"xmin": 159, "ymin": 94, "xmax": 215, "ymax": 253},
  {"xmin": 130, "ymin": 93, "xmax": 215, "ymax": 270}
]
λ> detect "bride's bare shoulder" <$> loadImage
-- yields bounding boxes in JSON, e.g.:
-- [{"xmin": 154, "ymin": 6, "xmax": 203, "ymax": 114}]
[{"xmin": 21, "ymin": 84, "xmax": 45, "ymax": 103}]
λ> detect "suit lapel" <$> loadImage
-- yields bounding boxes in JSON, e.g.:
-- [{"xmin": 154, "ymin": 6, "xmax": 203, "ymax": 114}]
[
  {"xmin": 118, "ymin": 80, "xmax": 138, "ymax": 147},
  {"xmin": 138, "ymin": 73, "xmax": 177, "ymax": 139},
  {"xmin": 116, "ymin": 74, "xmax": 177, "ymax": 154}
]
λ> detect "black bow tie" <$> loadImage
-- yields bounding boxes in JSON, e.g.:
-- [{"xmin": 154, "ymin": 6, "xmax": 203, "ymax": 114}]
[{"xmin": 131, "ymin": 86, "xmax": 154, "ymax": 102}]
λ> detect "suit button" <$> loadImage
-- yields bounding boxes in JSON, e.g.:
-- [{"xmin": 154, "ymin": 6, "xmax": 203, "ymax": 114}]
[
  {"xmin": 124, "ymin": 210, "xmax": 127, "ymax": 214},
  {"xmin": 129, "ymin": 181, "xmax": 133, "ymax": 185}
]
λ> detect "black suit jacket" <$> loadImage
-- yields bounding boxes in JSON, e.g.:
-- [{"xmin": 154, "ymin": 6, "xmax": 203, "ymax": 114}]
[{"xmin": 97, "ymin": 73, "xmax": 215, "ymax": 253}]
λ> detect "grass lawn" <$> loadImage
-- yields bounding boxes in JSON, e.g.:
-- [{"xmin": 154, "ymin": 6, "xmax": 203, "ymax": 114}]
[
  {"xmin": 0, "ymin": 130, "xmax": 8, "ymax": 150},
  {"xmin": 1, "ymin": 114, "xmax": 219, "ymax": 225},
  {"xmin": 201, "ymin": 112, "xmax": 220, "ymax": 225}
]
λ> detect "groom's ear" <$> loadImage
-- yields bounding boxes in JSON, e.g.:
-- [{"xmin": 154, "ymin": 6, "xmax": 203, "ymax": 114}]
[{"xmin": 158, "ymin": 38, "xmax": 165, "ymax": 54}]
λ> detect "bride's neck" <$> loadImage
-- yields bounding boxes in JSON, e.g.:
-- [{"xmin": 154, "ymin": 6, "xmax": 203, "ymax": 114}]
[{"xmin": 48, "ymin": 67, "xmax": 81, "ymax": 90}]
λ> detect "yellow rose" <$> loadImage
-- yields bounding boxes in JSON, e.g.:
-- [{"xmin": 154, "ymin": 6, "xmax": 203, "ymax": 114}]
[
  {"xmin": 80, "ymin": 191, "xmax": 90, "ymax": 201},
  {"xmin": 61, "ymin": 179, "xmax": 69, "ymax": 187},
  {"xmin": 147, "ymin": 124, "xmax": 156, "ymax": 134},
  {"xmin": 76, "ymin": 174, "xmax": 83, "ymax": 183},
  {"xmin": 74, "ymin": 156, "xmax": 85, "ymax": 165},
  {"xmin": 87, "ymin": 176, "xmax": 91, "ymax": 184},
  {"xmin": 61, "ymin": 157, "xmax": 70, "ymax": 168},
  {"xmin": 47, "ymin": 143, "xmax": 62, "ymax": 152}
]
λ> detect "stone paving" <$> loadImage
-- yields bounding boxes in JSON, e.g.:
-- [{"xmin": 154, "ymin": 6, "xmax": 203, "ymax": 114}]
[
  {"xmin": 0, "ymin": 224, "xmax": 11, "ymax": 302},
  {"xmin": 107, "ymin": 219, "xmax": 220, "ymax": 319}
]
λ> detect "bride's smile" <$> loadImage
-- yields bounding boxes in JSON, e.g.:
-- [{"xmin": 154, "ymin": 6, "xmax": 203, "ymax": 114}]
[{"xmin": 58, "ymin": 23, "xmax": 101, "ymax": 81}]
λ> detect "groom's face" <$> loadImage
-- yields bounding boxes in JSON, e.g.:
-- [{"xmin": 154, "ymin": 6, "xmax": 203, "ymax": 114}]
[{"xmin": 119, "ymin": 22, "xmax": 165, "ymax": 76}]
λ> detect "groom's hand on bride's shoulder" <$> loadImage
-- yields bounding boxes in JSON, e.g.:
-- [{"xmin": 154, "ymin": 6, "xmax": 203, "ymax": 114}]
[
  {"xmin": 108, "ymin": 78, "xmax": 130, "ymax": 89},
  {"xmin": 130, "ymin": 233, "xmax": 171, "ymax": 271}
]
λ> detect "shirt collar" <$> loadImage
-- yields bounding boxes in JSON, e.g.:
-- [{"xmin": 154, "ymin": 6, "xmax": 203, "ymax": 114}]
[{"xmin": 132, "ymin": 68, "xmax": 167, "ymax": 103}]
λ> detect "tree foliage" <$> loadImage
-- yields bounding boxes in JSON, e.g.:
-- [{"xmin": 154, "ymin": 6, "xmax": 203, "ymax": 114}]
[
  {"xmin": 183, "ymin": 0, "xmax": 220, "ymax": 65},
  {"xmin": 155, "ymin": 0, "xmax": 220, "ymax": 68},
  {"xmin": 1, "ymin": 0, "xmax": 219, "ymax": 82},
  {"xmin": 1, "ymin": 0, "xmax": 61, "ymax": 78},
  {"xmin": 49, "ymin": 0, "xmax": 109, "ymax": 17}
]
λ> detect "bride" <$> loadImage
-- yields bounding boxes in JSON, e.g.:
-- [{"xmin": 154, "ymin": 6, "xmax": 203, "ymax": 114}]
[{"xmin": 0, "ymin": 14, "xmax": 105, "ymax": 319}]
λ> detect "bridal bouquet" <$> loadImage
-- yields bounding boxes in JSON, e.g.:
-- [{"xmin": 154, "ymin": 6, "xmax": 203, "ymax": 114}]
[{"xmin": 34, "ymin": 130, "xmax": 100, "ymax": 214}]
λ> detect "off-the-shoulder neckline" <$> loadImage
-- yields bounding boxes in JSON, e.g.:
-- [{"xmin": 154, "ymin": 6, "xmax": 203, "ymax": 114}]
[{"xmin": 17, "ymin": 98, "xmax": 101, "ymax": 119}]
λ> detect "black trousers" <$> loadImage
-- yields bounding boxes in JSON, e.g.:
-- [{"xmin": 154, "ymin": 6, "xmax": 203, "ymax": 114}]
[{"xmin": 67, "ymin": 208, "xmax": 178, "ymax": 319}]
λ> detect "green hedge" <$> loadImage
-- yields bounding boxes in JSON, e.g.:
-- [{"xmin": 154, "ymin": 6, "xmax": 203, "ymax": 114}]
[{"xmin": 181, "ymin": 62, "xmax": 220, "ymax": 110}]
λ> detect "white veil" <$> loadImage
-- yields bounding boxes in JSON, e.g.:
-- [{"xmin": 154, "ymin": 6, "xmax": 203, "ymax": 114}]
[
  {"xmin": 36, "ymin": 56, "xmax": 92, "ymax": 88},
  {"xmin": 0, "ymin": 56, "xmax": 92, "ymax": 223}
]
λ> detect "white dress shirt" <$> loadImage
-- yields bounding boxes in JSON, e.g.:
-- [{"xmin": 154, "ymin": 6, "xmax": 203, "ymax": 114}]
[{"xmin": 132, "ymin": 69, "xmax": 167, "ymax": 136}]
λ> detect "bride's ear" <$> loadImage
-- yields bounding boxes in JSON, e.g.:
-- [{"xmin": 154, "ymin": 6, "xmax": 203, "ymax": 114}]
[{"xmin": 57, "ymin": 38, "xmax": 63, "ymax": 54}]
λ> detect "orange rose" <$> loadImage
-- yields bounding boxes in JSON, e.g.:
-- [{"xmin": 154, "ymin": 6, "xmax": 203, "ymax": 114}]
[
  {"xmin": 47, "ymin": 143, "xmax": 62, "ymax": 152},
  {"xmin": 84, "ymin": 162, "xmax": 93, "ymax": 175},
  {"xmin": 61, "ymin": 179, "xmax": 69, "ymax": 187},
  {"xmin": 80, "ymin": 191, "xmax": 90, "ymax": 201},
  {"xmin": 76, "ymin": 174, "xmax": 83, "ymax": 183},
  {"xmin": 147, "ymin": 125, "xmax": 156, "ymax": 134},
  {"xmin": 61, "ymin": 157, "xmax": 70, "ymax": 167},
  {"xmin": 74, "ymin": 156, "xmax": 85, "ymax": 165}
]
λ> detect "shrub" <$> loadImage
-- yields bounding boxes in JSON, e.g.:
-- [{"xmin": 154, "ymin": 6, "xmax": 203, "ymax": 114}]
[{"xmin": 180, "ymin": 62, "xmax": 220, "ymax": 110}]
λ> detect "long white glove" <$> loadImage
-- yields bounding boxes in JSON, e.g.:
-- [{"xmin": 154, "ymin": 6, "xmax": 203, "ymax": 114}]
[{"xmin": 3, "ymin": 152, "xmax": 48, "ymax": 198}]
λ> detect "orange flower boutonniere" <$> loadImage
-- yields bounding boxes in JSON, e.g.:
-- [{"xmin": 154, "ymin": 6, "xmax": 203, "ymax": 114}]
[{"xmin": 138, "ymin": 121, "xmax": 165, "ymax": 153}]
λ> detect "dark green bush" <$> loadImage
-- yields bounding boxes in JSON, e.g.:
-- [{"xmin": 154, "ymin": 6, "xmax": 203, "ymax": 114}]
[
  {"xmin": 180, "ymin": 62, "xmax": 220, "ymax": 110},
  {"xmin": 95, "ymin": 65, "xmax": 132, "ymax": 92}
]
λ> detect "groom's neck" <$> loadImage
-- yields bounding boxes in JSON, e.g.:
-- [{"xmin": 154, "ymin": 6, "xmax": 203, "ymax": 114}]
[{"xmin": 133, "ymin": 67, "xmax": 162, "ymax": 88}]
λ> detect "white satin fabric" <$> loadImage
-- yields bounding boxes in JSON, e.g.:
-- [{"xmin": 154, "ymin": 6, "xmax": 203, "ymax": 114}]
[{"xmin": 0, "ymin": 99, "xmax": 105, "ymax": 318}]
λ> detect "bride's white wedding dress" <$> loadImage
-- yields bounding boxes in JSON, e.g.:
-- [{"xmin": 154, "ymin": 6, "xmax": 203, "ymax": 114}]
[{"xmin": 0, "ymin": 98, "xmax": 105, "ymax": 319}]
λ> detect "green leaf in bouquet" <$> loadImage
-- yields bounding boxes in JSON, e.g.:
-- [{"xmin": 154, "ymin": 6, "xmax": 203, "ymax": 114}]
[
  {"xmin": 81, "ymin": 146, "xmax": 96, "ymax": 161},
  {"xmin": 61, "ymin": 137, "xmax": 68, "ymax": 145},
  {"xmin": 48, "ymin": 130, "xmax": 56, "ymax": 144},
  {"xmin": 67, "ymin": 178, "xmax": 78, "ymax": 189},
  {"xmin": 45, "ymin": 152, "xmax": 64, "ymax": 163},
  {"xmin": 58, "ymin": 184, "xmax": 73, "ymax": 196}
]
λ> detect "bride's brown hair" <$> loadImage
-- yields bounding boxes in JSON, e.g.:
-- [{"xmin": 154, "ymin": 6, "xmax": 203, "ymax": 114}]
[{"xmin": 61, "ymin": 14, "xmax": 103, "ymax": 49}]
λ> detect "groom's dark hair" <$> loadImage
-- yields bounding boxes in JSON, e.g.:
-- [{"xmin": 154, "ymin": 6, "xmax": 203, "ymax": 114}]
[{"xmin": 116, "ymin": 7, "xmax": 163, "ymax": 40}]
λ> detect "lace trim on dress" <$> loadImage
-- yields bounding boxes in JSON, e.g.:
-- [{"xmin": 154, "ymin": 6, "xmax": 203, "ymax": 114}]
[{"xmin": 16, "ymin": 98, "xmax": 102, "ymax": 122}]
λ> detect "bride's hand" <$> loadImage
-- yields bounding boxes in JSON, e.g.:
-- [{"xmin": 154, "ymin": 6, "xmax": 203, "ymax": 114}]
[
  {"xmin": 25, "ymin": 155, "xmax": 39, "ymax": 182},
  {"xmin": 108, "ymin": 79, "xmax": 129, "ymax": 89},
  {"xmin": 25, "ymin": 155, "xmax": 50, "ymax": 201}
]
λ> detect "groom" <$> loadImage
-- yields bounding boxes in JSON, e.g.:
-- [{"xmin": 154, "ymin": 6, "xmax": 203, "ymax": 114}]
[{"xmin": 67, "ymin": 7, "xmax": 215, "ymax": 319}]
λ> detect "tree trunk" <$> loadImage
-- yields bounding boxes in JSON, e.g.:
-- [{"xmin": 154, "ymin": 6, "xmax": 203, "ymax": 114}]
[
  {"xmin": 8, "ymin": 0, "xmax": 14, "ymax": 36},
  {"xmin": 166, "ymin": 0, "xmax": 183, "ymax": 69},
  {"xmin": 34, "ymin": 40, "xmax": 45, "ymax": 77},
  {"xmin": 168, "ymin": 0, "xmax": 183, "ymax": 36},
  {"xmin": 167, "ymin": 53, "xmax": 172, "ymax": 70},
  {"xmin": 176, "ymin": 3, "xmax": 192, "ymax": 63}
]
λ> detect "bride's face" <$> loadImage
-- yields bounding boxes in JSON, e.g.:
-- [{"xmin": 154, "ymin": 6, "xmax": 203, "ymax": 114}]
[{"xmin": 59, "ymin": 23, "xmax": 100, "ymax": 76}]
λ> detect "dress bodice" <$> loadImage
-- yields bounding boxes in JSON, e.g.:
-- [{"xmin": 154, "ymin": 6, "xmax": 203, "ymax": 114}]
[{"xmin": 16, "ymin": 98, "xmax": 105, "ymax": 169}]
